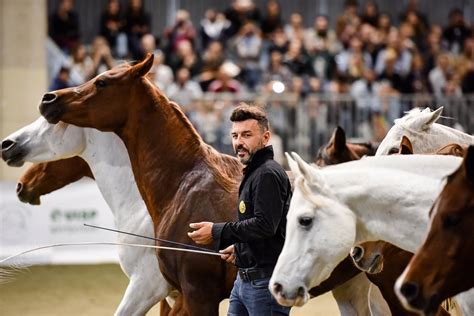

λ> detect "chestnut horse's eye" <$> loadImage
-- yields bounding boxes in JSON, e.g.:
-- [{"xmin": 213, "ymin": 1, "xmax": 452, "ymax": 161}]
[
  {"xmin": 298, "ymin": 216, "xmax": 314, "ymax": 228},
  {"xmin": 443, "ymin": 214, "xmax": 461, "ymax": 228},
  {"xmin": 95, "ymin": 80, "xmax": 107, "ymax": 88}
]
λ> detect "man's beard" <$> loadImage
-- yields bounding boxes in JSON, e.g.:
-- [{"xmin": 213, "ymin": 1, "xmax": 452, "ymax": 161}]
[{"xmin": 235, "ymin": 141, "xmax": 264, "ymax": 165}]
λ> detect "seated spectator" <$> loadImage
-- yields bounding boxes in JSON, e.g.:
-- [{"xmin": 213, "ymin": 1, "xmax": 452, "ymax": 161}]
[
  {"xmin": 138, "ymin": 33, "xmax": 161, "ymax": 60},
  {"xmin": 167, "ymin": 39, "xmax": 203, "ymax": 78},
  {"xmin": 267, "ymin": 27, "xmax": 290, "ymax": 54},
  {"xmin": 442, "ymin": 8, "xmax": 472, "ymax": 54},
  {"xmin": 89, "ymin": 36, "xmax": 116, "ymax": 77},
  {"xmin": 208, "ymin": 62, "xmax": 242, "ymax": 93},
  {"xmin": 260, "ymin": 0, "xmax": 284, "ymax": 38},
  {"xmin": 361, "ymin": 1, "xmax": 379, "ymax": 27},
  {"xmin": 200, "ymin": 9, "xmax": 229, "ymax": 49},
  {"xmin": 261, "ymin": 50, "xmax": 293, "ymax": 93},
  {"xmin": 377, "ymin": 48, "xmax": 404, "ymax": 93},
  {"xmin": 336, "ymin": 0, "xmax": 360, "ymax": 38},
  {"xmin": 282, "ymin": 39, "xmax": 315, "ymax": 78},
  {"xmin": 377, "ymin": 12, "xmax": 395, "ymax": 44},
  {"xmin": 428, "ymin": 53, "xmax": 452, "ymax": 97},
  {"xmin": 124, "ymin": 0, "xmax": 151, "ymax": 59},
  {"xmin": 48, "ymin": 0, "xmax": 80, "ymax": 53},
  {"xmin": 69, "ymin": 43, "xmax": 94, "ymax": 85},
  {"xmin": 398, "ymin": 0, "xmax": 429, "ymax": 31},
  {"xmin": 166, "ymin": 67, "xmax": 203, "ymax": 111},
  {"xmin": 284, "ymin": 13, "xmax": 305, "ymax": 42},
  {"xmin": 229, "ymin": 21, "xmax": 263, "ymax": 91},
  {"xmin": 50, "ymin": 66, "xmax": 72, "ymax": 91},
  {"xmin": 148, "ymin": 51, "xmax": 173, "ymax": 92},
  {"xmin": 199, "ymin": 41, "xmax": 227, "ymax": 91},
  {"xmin": 99, "ymin": 0, "xmax": 126, "ymax": 58},
  {"xmin": 402, "ymin": 10, "xmax": 429, "ymax": 51},
  {"xmin": 304, "ymin": 15, "xmax": 341, "ymax": 55},
  {"xmin": 405, "ymin": 53, "xmax": 430, "ymax": 93},
  {"xmin": 224, "ymin": 0, "xmax": 262, "ymax": 39},
  {"xmin": 374, "ymin": 29, "xmax": 412, "ymax": 76},
  {"xmin": 164, "ymin": 9, "xmax": 197, "ymax": 57},
  {"xmin": 335, "ymin": 36, "xmax": 372, "ymax": 80}
]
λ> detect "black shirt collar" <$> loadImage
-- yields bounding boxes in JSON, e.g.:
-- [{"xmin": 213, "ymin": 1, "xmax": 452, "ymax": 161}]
[{"xmin": 243, "ymin": 145, "xmax": 274, "ymax": 174}]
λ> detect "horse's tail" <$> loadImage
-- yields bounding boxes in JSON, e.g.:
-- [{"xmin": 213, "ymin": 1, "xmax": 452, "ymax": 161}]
[{"xmin": 0, "ymin": 242, "xmax": 220, "ymax": 284}]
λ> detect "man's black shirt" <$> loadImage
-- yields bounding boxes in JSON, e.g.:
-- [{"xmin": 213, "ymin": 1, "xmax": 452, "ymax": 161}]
[{"xmin": 212, "ymin": 145, "xmax": 292, "ymax": 270}]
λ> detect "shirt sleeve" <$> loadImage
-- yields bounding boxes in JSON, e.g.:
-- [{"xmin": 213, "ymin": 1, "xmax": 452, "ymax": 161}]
[{"xmin": 212, "ymin": 172, "xmax": 287, "ymax": 249}]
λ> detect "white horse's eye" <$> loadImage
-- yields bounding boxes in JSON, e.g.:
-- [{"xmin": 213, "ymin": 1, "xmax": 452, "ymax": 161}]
[{"xmin": 298, "ymin": 216, "xmax": 314, "ymax": 228}]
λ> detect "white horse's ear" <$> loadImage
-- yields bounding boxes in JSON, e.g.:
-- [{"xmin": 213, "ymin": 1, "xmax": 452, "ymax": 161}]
[
  {"xmin": 285, "ymin": 152, "xmax": 300, "ymax": 177},
  {"xmin": 290, "ymin": 152, "xmax": 323, "ymax": 185},
  {"xmin": 422, "ymin": 107, "xmax": 443, "ymax": 129}
]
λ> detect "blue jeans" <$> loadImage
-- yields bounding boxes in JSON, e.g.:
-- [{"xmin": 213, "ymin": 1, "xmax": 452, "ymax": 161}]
[{"xmin": 228, "ymin": 274, "xmax": 291, "ymax": 316}]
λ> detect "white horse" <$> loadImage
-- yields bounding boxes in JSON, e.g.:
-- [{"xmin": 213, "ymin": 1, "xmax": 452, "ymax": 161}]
[
  {"xmin": 1, "ymin": 117, "xmax": 173, "ymax": 316},
  {"xmin": 376, "ymin": 107, "xmax": 474, "ymax": 155},
  {"xmin": 269, "ymin": 153, "xmax": 474, "ymax": 315}
]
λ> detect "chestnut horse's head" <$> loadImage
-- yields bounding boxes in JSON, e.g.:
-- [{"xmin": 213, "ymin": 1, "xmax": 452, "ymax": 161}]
[
  {"xmin": 17, "ymin": 158, "xmax": 93, "ymax": 205},
  {"xmin": 315, "ymin": 126, "xmax": 361, "ymax": 166},
  {"xmin": 39, "ymin": 54, "xmax": 155, "ymax": 132},
  {"xmin": 396, "ymin": 145, "xmax": 474, "ymax": 314}
]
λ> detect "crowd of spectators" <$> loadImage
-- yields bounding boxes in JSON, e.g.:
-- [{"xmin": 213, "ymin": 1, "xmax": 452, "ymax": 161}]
[{"xmin": 47, "ymin": 0, "xmax": 474, "ymax": 148}]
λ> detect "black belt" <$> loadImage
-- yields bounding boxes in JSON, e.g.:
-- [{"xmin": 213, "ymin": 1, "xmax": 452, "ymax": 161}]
[{"xmin": 238, "ymin": 267, "xmax": 274, "ymax": 282}]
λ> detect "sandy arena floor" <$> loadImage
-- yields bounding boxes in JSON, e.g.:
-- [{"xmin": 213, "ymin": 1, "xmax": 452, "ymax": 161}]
[{"xmin": 0, "ymin": 264, "xmax": 340, "ymax": 315}]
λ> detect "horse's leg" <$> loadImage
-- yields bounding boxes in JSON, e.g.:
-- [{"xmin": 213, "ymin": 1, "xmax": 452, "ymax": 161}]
[
  {"xmin": 331, "ymin": 273, "xmax": 388, "ymax": 316},
  {"xmin": 114, "ymin": 275, "xmax": 170, "ymax": 316},
  {"xmin": 367, "ymin": 284, "xmax": 392, "ymax": 316},
  {"xmin": 168, "ymin": 284, "xmax": 222, "ymax": 316}
]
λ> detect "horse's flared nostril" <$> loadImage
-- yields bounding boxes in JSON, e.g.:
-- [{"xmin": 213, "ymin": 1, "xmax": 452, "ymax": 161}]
[
  {"xmin": 273, "ymin": 282, "xmax": 284, "ymax": 296},
  {"xmin": 351, "ymin": 246, "xmax": 364, "ymax": 262},
  {"xmin": 1, "ymin": 139, "xmax": 15, "ymax": 151},
  {"xmin": 400, "ymin": 282, "xmax": 420, "ymax": 302},
  {"xmin": 297, "ymin": 286, "xmax": 305, "ymax": 298},
  {"xmin": 42, "ymin": 93, "xmax": 58, "ymax": 104},
  {"xmin": 16, "ymin": 182, "xmax": 24, "ymax": 195}
]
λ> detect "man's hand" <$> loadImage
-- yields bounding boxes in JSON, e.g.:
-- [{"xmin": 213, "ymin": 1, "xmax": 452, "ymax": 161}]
[
  {"xmin": 188, "ymin": 222, "xmax": 214, "ymax": 245},
  {"xmin": 219, "ymin": 245, "xmax": 236, "ymax": 264}
]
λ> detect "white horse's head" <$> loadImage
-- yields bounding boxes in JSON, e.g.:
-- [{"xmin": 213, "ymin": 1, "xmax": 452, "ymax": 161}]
[
  {"xmin": 376, "ymin": 107, "xmax": 443, "ymax": 155},
  {"xmin": 1, "ymin": 117, "xmax": 86, "ymax": 166},
  {"xmin": 270, "ymin": 152, "xmax": 356, "ymax": 307}
]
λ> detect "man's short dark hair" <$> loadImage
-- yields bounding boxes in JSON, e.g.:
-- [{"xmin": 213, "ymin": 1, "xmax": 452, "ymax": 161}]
[{"xmin": 230, "ymin": 103, "xmax": 269, "ymax": 132}]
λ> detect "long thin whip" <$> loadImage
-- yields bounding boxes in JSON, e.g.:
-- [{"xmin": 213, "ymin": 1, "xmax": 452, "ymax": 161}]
[
  {"xmin": 84, "ymin": 223, "xmax": 218, "ymax": 254},
  {"xmin": 0, "ymin": 241, "xmax": 221, "ymax": 265}
]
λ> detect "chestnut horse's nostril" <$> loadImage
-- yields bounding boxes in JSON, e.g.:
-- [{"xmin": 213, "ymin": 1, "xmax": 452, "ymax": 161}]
[
  {"xmin": 42, "ymin": 93, "xmax": 58, "ymax": 104},
  {"xmin": 350, "ymin": 246, "xmax": 364, "ymax": 262},
  {"xmin": 400, "ymin": 282, "xmax": 420, "ymax": 302},
  {"xmin": 1, "ymin": 139, "xmax": 15, "ymax": 151},
  {"xmin": 16, "ymin": 182, "xmax": 24, "ymax": 194},
  {"xmin": 273, "ymin": 282, "xmax": 284, "ymax": 296}
]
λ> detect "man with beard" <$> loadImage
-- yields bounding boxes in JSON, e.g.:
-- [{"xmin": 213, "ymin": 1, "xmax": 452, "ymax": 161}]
[{"xmin": 188, "ymin": 103, "xmax": 292, "ymax": 315}]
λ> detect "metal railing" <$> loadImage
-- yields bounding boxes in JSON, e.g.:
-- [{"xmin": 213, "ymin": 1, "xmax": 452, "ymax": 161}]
[{"xmin": 185, "ymin": 93, "xmax": 474, "ymax": 161}]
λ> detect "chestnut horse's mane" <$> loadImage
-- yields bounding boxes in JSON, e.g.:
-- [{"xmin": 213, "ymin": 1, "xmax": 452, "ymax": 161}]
[{"xmin": 165, "ymin": 98, "xmax": 242, "ymax": 194}]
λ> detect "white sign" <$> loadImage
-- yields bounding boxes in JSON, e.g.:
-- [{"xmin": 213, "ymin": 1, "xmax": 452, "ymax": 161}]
[{"xmin": 0, "ymin": 179, "xmax": 120, "ymax": 265}]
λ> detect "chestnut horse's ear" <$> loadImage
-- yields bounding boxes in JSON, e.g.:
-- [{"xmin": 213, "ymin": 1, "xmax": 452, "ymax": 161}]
[
  {"xmin": 464, "ymin": 145, "xmax": 474, "ymax": 181},
  {"xmin": 133, "ymin": 53, "xmax": 154, "ymax": 77},
  {"xmin": 332, "ymin": 126, "xmax": 346, "ymax": 153},
  {"xmin": 399, "ymin": 135, "xmax": 413, "ymax": 155}
]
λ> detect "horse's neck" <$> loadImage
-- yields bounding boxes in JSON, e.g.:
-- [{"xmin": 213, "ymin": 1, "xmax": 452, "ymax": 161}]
[
  {"xmin": 323, "ymin": 167, "xmax": 445, "ymax": 252},
  {"xmin": 412, "ymin": 124, "xmax": 474, "ymax": 153},
  {"xmin": 118, "ymin": 96, "xmax": 205, "ymax": 221},
  {"xmin": 330, "ymin": 154, "xmax": 461, "ymax": 180},
  {"xmin": 80, "ymin": 129, "xmax": 152, "ymax": 233}
]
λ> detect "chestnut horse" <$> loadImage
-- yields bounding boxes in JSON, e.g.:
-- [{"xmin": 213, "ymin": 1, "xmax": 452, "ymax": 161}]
[
  {"xmin": 38, "ymin": 54, "xmax": 241, "ymax": 315},
  {"xmin": 396, "ymin": 146, "xmax": 474, "ymax": 315},
  {"xmin": 16, "ymin": 157, "xmax": 93, "ymax": 205},
  {"xmin": 315, "ymin": 126, "xmax": 377, "ymax": 166}
]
